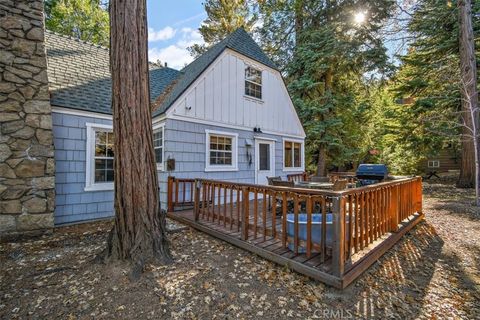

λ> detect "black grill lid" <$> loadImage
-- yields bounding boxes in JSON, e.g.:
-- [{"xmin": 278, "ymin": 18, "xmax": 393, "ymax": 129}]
[{"xmin": 356, "ymin": 164, "xmax": 388, "ymax": 179}]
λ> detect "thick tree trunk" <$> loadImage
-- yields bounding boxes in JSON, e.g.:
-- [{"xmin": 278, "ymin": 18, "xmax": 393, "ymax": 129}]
[
  {"xmin": 316, "ymin": 68, "xmax": 334, "ymax": 177},
  {"xmin": 458, "ymin": 0, "xmax": 479, "ymax": 198},
  {"xmin": 317, "ymin": 144, "xmax": 327, "ymax": 176},
  {"xmin": 457, "ymin": 0, "xmax": 478, "ymax": 189},
  {"xmin": 105, "ymin": 0, "xmax": 171, "ymax": 277},
  {"xmin": 294, "ymin": 0, "xmax": 303, "ymax": 47}
]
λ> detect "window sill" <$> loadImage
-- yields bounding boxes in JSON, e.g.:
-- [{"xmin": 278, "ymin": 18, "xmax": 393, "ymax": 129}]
[
  {"xmin": 156, "ymin": 163, "xmax": 164, "ymax": 171},
  {"xmin": 244, "ymin": 95, "xmax": 264, "ymax": 103},
  {"xmin": 205, "ymin": 166, "xmax": 239, "ymax": 172},
  {"xmin": 84, "ymin": 182, "xmax": 114, "ymax": 192},
  {"xmin": 283, "ymin": 167, "xmax": 304, "ymax": 172}
]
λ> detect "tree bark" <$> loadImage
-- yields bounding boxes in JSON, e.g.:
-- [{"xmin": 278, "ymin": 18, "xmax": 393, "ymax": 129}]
[
  {"xmin": 458, "ymin": 0, "xmax": 479, "ymax": 199},
  {"xmin": 294, "ymin": 0, "xmax": 303, "ymax": 47},
  {"xmin": 316, "ymin": 68, "xmax": 334, "ymax": 177},
  {"xmin": 457, "ymin": 0, "xmax": 478, "ymax": 189},
  {"xmin": 105, "ymin": 0, "xmax": 171, "ymax": 277},
  {"xmin": 317, "ymin": 144, "xmax": 327, "ymax": 176}
]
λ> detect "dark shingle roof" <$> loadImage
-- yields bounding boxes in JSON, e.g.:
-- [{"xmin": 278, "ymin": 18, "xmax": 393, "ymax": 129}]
[
  {"xmin": 45, "ymin": 31, "xmax": 181, "ymax": 115},
  {"xmin": 45, "ymin": 28, "xmax": 276, "ymax": 116},
  {"xmin": 153, "ymin": 27, "xmax": 277, "ymax": 116}
]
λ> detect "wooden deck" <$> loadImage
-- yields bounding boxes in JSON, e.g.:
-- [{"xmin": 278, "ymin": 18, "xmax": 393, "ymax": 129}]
[
  {"xmin": 168, "ymin": 199, "xmax": 424, "ymax": 288},
  {"xmin": 167, "ymin": 176, "xmax": 424, "ymax": 288}
]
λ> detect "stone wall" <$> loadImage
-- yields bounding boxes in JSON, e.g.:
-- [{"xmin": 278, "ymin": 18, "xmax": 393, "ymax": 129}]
[{"xmin": 0, "ymin": 0, "xmax": 55, "ymax": 234}]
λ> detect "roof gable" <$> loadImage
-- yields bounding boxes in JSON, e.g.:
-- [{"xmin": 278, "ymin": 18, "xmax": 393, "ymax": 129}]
[
  {"xmin": 45, "ymin": 28, "xmax": 277, "ymax": 116},
  {"xmin": 153, "ymin": 27, "xmax": 277, "ymax": 116}
]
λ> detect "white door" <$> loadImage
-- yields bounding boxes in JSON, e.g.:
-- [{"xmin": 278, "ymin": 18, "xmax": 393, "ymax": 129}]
[{"xmin": 255, "ymin": 139, "xmax": 275, "ymax": 185}]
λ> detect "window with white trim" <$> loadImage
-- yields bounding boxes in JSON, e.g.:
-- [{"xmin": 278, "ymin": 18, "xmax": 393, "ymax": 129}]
[
  {"xmin": 153, "ymin": 126, "xmax": 164, "ymax": 169},
  {"xmin": 284, "ymin": 140, "xmax": 303, "ymax": 169},
  {"xmin": 245, "ymin": 66, "xmax": 262, "ymax": 99},
  {"xmin": 428, "ymin": 160, "xmax": 440, "ymax": 168},
  {"xmin": 205, "ymin": 130, "xmax": 238, "ymax": 171},
  {"xmin": 85, "ymin": 123, "xmax": 114, "ymax": 191}
]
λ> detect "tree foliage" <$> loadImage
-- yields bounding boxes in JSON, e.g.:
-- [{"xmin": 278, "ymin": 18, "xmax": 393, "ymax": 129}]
[
  {"xmin": 188, "ymin": 0, "xmax": 258, "ymax": 57},
  {"xmin": 45, "ymin": 0, "xmax": 109, "ymax": 47},
  {"xmin": 385, "ymin": 0, "xmax": 480, "ymax": 177},
  {"xmin": 260, "ymin": 0, "xmax": 395, "ymax": 174}
]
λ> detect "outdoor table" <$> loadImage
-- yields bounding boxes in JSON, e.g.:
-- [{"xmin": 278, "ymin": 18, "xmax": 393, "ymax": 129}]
[
  {"xmin": 294, "ymin": 181, "xmax": 357, "ymax": 190},
  {"xmin": 294, "ymin": 181, "xmax": 334, "ymax": 189}
]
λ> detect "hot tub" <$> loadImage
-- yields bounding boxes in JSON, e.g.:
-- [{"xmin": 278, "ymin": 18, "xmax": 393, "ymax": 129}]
[{"xmin": 286, "ymin": 213, "xmax": 350, "ymax": 252}]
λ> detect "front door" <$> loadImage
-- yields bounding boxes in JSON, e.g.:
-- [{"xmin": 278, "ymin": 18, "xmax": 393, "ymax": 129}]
[{"xmin": 255, "ymin": 139, "xmax": 275, "ymax": 185}]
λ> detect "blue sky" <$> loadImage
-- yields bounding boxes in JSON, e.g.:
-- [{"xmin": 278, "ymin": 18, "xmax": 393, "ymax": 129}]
[{"xmin": 146, "ymin": 0, "xmax": 206, "ymax": 69}]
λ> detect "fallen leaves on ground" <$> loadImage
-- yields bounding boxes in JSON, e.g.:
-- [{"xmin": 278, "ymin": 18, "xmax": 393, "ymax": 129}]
[{"xmin": 0, "ymin": 180, "xmax": 479, "ymax": 319}]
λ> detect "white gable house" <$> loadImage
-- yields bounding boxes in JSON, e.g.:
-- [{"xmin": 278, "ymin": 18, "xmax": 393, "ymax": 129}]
[{"xmin": 46, "ymin": 28, "xmax": 305, "ymax": 224}]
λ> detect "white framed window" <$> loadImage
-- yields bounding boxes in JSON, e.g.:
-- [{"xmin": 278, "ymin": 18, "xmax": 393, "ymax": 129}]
[
  {"xmin": 245, "ymin": 66, "xmax": 262, "ymax": 100},
  {"xmin": 153, "ymin": 124, "xmax": 165, "ymax": 170},
  {"xmin": 428, "ymin": 160, "xmax": 440, "ymax": 168},
  {"xmin": 205, "ymin": 129, "xmax": 238, "ymax": 172},
  {"xmin": 283, "ymin": 138, "xmax": 304, "ymax": 171},
  {"xmin": 85, "ymin": 123, "xmax": 114, "ymax": 191}
]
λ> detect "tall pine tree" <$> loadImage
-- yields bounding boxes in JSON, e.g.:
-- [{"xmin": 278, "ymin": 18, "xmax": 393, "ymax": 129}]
[
  {"xmin": 260, "ymin": 0, "xmax": 395, "ymax": 175},
  {"xmin": 393, "ymin": 0, "xmax": 480, "ymax": 186},
  {"xmin": 188, "ymin": 0, "xmax": 258, "ymax": 57}
]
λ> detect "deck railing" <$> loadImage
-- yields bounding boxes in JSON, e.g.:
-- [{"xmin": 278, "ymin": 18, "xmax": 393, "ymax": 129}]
[
  {"xmin": 168, "ymin": 176, "xmax": 422, "ymax": 278},
  {"xmin": 286, "ymin": 172, "xmax": 309, "ymax": 182},
  {"xmin": 167, "ymin": 177, "xmax": 196, "ymax": 212}
]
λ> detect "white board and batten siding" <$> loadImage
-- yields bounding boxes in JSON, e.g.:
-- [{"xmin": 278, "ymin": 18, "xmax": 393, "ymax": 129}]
[{"xmin": 167, "ymin": 48, "xmax": 306, "ymax": 139}]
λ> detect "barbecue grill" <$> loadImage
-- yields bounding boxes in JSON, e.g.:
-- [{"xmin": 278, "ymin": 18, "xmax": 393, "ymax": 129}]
[{"xmin": 356, "ymin": 164, "xmax": 388, "ymax": 186}]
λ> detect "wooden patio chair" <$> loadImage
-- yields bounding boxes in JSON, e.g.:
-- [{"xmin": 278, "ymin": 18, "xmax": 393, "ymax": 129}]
[
  {"xmin": 310, "ymin": 176, "xmax": 330, "ymax": 183},
  {"xmin": 270, "ymin": 180, "xmax": 295, "ymax": 214},
  {"xmin": 271, "ymin": 180, "xmax": 295, "ymax": 188},
  {"xmin": 267, "ymin": 176, "xmax": 282, "ymax": 185},
  {"xmin": 332, "ymin": 179, "xmax": 348, "ymax": 191}
]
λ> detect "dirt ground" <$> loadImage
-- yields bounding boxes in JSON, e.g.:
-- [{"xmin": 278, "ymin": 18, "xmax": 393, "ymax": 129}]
[{"xmin": 1, "ymin": 179, "xmax": 479, "ymax": 319}]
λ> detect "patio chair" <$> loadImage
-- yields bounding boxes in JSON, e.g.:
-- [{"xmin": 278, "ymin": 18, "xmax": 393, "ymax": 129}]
[
  {"xmin": 310, "ymin": 176, "xmax": 330, "ymax": 183},
  {"xmin": 267, "ymin": 176, "xmax": 282, "ymax": 185},
  {"xmin": 270, "ymin": 179, "xmax": 295, "ymax": 214},
  {"xmin": 332, "ymin": 179, "xmax": 348, "ymax": 191},
  {"xmin": 271, "ymin": 180, "xmax": 295, "ymax": 188}
]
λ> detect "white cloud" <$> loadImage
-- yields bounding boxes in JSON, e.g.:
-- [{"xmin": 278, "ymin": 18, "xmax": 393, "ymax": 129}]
[
  {"xmin": 148, "ymin": 26, "xmax": 176, "ymax": 42},
  {"xmin": 148, "ymin": 28, "xmax": 204, "ymax": 69}
]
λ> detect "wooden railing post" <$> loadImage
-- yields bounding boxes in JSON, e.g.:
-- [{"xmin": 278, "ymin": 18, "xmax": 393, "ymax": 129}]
[
  {"xmin": 241, "ymin": 186, "xmax": 250, "ymax": 240},
  {"xmin": 167, "ymin": 176, "xmax": 174, "ymax": 212},
  {"xmin": 416, "ymin": 178, "xmax": 423, "ymax": 214},
  {"xmin": 332, "ymin": 195, "xmax": 345, "ymax": 278},
  {"xmin": 194, "ymin": 179, "xmax": 201, "ymax": 221},
  {"xmin": 389, "ymin": 185, "xmax": 399, "ymax": 232}
]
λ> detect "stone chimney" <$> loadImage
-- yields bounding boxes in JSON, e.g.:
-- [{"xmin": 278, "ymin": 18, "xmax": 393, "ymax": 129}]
[{"xmin": 0, "ymin": 0, "xmax": 55, "ymax": 236}]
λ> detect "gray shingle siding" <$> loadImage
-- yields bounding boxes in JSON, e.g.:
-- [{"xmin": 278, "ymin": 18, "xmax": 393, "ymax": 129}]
[
  {"xmin": 53, "ymin": 112, "xmax": 114, "ymax": 224},
  {"xmin": 157, "ymin": 118, "xmax": 302, "ymax": 209},
  {"xmin": 52, "ymin": 114, "xmax": 303, "ymax": 223}
]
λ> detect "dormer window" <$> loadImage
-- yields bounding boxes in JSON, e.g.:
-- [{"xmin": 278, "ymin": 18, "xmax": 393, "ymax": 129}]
[{"xmin": 245, "ymin": 66, "xmax": 262, "ymax": 99}]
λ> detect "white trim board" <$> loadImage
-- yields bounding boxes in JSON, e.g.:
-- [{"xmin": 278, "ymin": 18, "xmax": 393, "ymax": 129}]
[
  {"xmin": 153, "ymin": 123, "xmax": 165, "ymax": 171},
  {"xmin": 170, "ymin": 114, "xmax": 306, "ymax": 139},
  {"xmin": 254, "ymin": 138, "xmax": 275, "ymax": 185},
  {"xmin": 282, "ymin": 137, "xmax": 305, "ymax": 172},
  {"xmin": 84, "ymin": 122, "xmax": 114, "ymax": 192},
  {"xmin": 52, "ymin": 106, "xmax": 166, "ymax": 124},
  {"xmin": 205, "ymin": 129, "xmax": 239, "ymax": 172}
]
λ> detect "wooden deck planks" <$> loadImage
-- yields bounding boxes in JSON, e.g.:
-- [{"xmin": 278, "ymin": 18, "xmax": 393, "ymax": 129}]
[{"xmin": 168, "ymin": 200, "xmax": 424, "ymax": 289}]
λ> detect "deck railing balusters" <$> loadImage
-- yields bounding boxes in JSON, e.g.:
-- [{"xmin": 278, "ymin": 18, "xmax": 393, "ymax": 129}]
[{"xmin": 168, "ymin": 176, "xmax": 423, "ymax": 281}]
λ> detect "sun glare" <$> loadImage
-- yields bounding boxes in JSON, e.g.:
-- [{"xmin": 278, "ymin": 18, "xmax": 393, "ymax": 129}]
[{"xmin": 354, "ymin": 11, "xmax": 367, "ymax": 24}]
